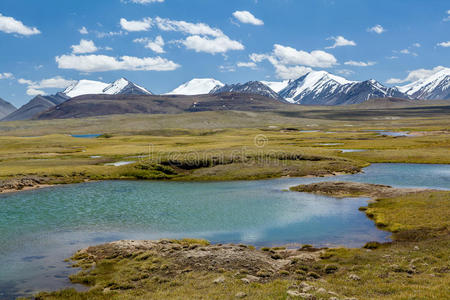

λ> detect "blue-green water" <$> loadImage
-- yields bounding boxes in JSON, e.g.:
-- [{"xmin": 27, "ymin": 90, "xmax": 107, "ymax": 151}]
[{"xmin": 0, "ymin": 163, "xmax": 449, "ymax": 298}]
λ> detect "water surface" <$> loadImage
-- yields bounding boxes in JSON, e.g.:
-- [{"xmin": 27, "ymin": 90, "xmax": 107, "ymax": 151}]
[{"xmin": 0, "ymin": 163, "xmax": 448, "ymax": 298}]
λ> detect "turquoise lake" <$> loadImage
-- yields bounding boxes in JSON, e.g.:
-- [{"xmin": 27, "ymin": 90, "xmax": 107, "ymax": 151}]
[{"xmin": 0, "ymin": 163, "xmax": 449, "ymax": 298}]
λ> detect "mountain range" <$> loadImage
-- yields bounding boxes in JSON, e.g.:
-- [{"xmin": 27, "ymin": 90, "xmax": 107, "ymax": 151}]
[
  {"xmin": 2, "ymin": 78, "xmax": 151, "ymax": 121},
  {"xmin": 1, "ymin": 69, "xmax": 449, "ymax": 121}
]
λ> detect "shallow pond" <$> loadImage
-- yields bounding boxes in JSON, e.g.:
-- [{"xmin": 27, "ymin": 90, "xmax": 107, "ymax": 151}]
[{"xmin": 0, "ymin": 163, "xmax": 449, "ymax": 298}]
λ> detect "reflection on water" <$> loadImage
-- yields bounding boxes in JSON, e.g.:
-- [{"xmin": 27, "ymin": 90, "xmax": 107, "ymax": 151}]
[{"xmin": 0, "ymin": 163, "xmax": 448, "ymax": 299}]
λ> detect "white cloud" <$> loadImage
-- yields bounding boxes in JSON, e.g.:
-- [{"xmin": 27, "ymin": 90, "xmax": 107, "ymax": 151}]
[
  {"xmin": 271, "ymin": 64, "xmax": 312, "ymax": 80},
  {"xmin": 273, "ymin": 44, "xmax": 337, "ymax": 68},
  {"xmin": 237, "ymin": 62, "xmax": 257, "ymax": 68},
  {"xmin": 55, "ymin": 54, "xmax": 180, "ymax": 72},
  {"xmin": 367, "ymin": 24, "xmax": 385, "ymax": 34},
  {"xmin": 155, "ymin": 17, "xmax": 223, "ymax": 37},
  {"xmin": 26, "ymin": 88, "xmax": 45, "ymax": 96},
  {"xmin": 344, "ymin": 60, "xmax": 376, "ymax": 67},
  {"xmin": 0, "ymin": 72, "xmax": 13, "ymax": 79},
  {"xmin": 444, "ymin": 10, "xmax": 450, "ymax": 22},
  {"xmin": 232, "ymin": 11, "xmax": 264, "ymax": 26},
  {"xmin": 326, "ymin": 36, "xmax": 356, "ymax": 49},
  {"xmin": 0, "ymin": 13, "xmax": 40, "ymax": 36},
  {"xmin": 71, "ymin": 39, "xmax": 98, "ymax": 54},
  {"xmin": 249, "ymin": 44, "xmax": 336, "ymax": 79},
  {"xmin": 437, "ymin": 41, "xmax": 450, "ymax": 47},
  {"xmin": 79, "ymin": 26, "xmax": 88, "ymax": 34},
  {"xmin": 134, "ymin": 36, "xmax": 165, "ymax": 53},
  {"xmin": 18, "ymin": 76, "xmax": 77, "ymax": 95},
  {"xmin": 120, "ymin": 17, "xmax": 152, "ymax": 32},
  {"xmin": 121, "ymin": 16, "xmax": 242, "ymax": 54},
  {"xmin": 400, "ymin": 49, "xmax": 410, "ymax": 54},
  {"xmin": 182, "ymin": 35, "xmax": 244, "ymax": 54},
  {"xmin": 219, "ymin": 65, "xmax": 236, "ymax": 72},
  {"xmin": 336, "ymin": 69, "xmax": 355, "ymax": 76},
  {"xmin": 386, "ymin": 66, "xmax": 448, "ymax": 84},
  {"xmin": 95, "ymin": 30, "xmax": 126, "ymax": 38},
  {"xmin": 412, "ymin": 43, "xmax": 421, "ymax": 48}
]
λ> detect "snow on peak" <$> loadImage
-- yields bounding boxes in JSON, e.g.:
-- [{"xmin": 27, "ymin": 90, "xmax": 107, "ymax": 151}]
[
  {"xmin": 261, "ymin": 80, "xmax": 291, "ymax": 93},
  {"xmin": 166, "ymin": 78, "xmax": 224, "ymax": 95},
  {"xmin": 63, "ymin": 78, "xmax": 151, "ymax": 97},
  {"xmin": 63, "ymin": 80, "xmax": 109, "ymax": 98},
  {"xmin": 280, "ymin": 71, "xmax": 355, "ymax": 102},
  {"xmin": 398, "ymin": 68, "xmax": 450, "ymax": 96},
  {"xmin": 103, "ymin": 78, "xmax": 130, "ymax": 95}
]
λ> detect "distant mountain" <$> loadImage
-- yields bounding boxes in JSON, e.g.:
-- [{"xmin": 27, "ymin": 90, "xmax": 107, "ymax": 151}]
[
  {"xmin": 36, "ymin": 93, "xmax": 288, "ymax": 120},
  {"xmin": 0, "ymin": 98, "xmax": 16, "ymax": 119},
  {"xmin": 210, "ymin": 81, "xmax": 285, "ymax": 101},
  {"xmin": 1, "ymin": 78, "xmax": 152, "ymax": 122},
  {"xmin": 279, "ymin": 71, "xmax": 408, "ymax": 105},
  {"xmin": 63, "ymin": 78, "xmax": 152, "ymax": 98},
  {"xmin": 166, "ymin": 78, "xmax": 224, "ymax": 95},
  {"xmin": 397, "ymin": 68, "xmax": 450, "ymax": 100},
  {"xmin": 2, "ymin": 93, "xmax": 69, "ymax": 121},
  {"xmin": 260, "ymin": 80, "xmax": 291, "ymax": 93}
]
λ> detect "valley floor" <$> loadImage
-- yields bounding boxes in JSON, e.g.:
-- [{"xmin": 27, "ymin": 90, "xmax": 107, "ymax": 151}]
[{"xmin": 0, "ymin": 104, "xmax": 448, "ymax": 299}]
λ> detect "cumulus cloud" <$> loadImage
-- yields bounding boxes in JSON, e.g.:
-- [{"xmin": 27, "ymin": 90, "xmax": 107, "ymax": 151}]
[
  {"xmin": 273, "ymin": 44, "xmax": 337, "ymax": 68},
  {"xmin": 326, "ymin": 36, "xmax": 356, "ymax": 49},
  {"xmin": 120, "ymin": 17, "xmax": 152, "ymax": 32},
  {"xmin": 437, "ymin": 41, "xmax": 450, "ymax": 47},
  {"xmin": 386, "ymin": 66, "xmax": 449, "ymax": 84},
  {"xmin": 55, "ymin": 54, "xmax": 180, "ymax": 72},
  {"xmin": 0, "ymin": 72, "xmax": 13, "ymax": 80},
  {"xmin": 367, "ymin": 24, "xmax": 385, "ymax": 34},
  {"xmin": 134, "ymin": 36, "xmax": 165, "ymax": 53},
  {"xmin": 120, "ymin": 16, "xmax": 243, "ymax": 54},
  {"xmin": 344, "ymin": 60, "xmax": 376, "ymax": 67},
  {"xmin": 18, "ymin": 76, "xmax": 77, "ymax": 96},
  {"xmin": 249, "ymin": 44, "xmax": 336, "ymax": 79},
  {"xmin": 71, "ymin": 39, "xmax": 98, "ymax": 54},
  {"xmin": 182, "ymin": 35, "xmax": 244, "ymax": 54},
  {"xmin": 271, "ymin": 64, "xmax": 312, "ymax": 80},
  {"xmin": 413, "ymin": 43, "xmax": 421, "ymax": 48},
  {"xmin": 232, "ymin": 11, "xmax": 264, "ymax": 26},
  {"xmin": 79, "ymin": 26, "xmax": 88, "ymax": 34},
  {"xmin": 237, "ymin": 62, "xmax": 257, "ymax": 68},
  {"xmin": 155, "ymin": 17, "xmax": 223, "ymax": 37},
  {"xmin": 0, "ymin": 13, "xmax": 40, "ymax": 36}
]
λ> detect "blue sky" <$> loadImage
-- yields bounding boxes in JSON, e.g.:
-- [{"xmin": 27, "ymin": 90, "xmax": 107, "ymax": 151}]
[{"xmin": 0, "ymin": 0, "xmax": 449, "ymax": 107}]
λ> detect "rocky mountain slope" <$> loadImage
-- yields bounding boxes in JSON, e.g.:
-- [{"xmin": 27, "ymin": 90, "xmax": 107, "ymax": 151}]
[
  {"xmin": 0, "ymin": 98, "xmax": 16, "ymax": 119},
  {"xmin": 210, "ymin": 81, "xmax": 285, "ymax": 101}
]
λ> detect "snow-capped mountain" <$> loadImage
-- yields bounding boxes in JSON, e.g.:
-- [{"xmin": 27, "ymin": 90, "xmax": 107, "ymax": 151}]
[
  {"xmin": 397, "ymin": 68, "xmax": 450, "ymax": 100},
  {"xmin": 103, "ymin": 78, "xmax": 152, "ymax": 95},
  {"xmin": 63, "ymin": 78, "xmax": 152, "ymax": 98},
  {"xmin": 279, "ymin": 71, "xmax": 408, "ymax": 105},
  {"xmin": 166, "ymin": 78, "xmax": 224, "ymax": 95},
  {"xmin": 260, "ymin": 80, "xmax": 291, "ymax": 93},
  {"xmin": 210, "ymin": 81, "xmax": 285, "ymax": 101}
]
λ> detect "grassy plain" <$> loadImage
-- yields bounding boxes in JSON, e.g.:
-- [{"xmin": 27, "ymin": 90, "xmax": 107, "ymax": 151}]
[{"xmin": 0, "ymin": 103, "xmax": 449, "ymax": 183}]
